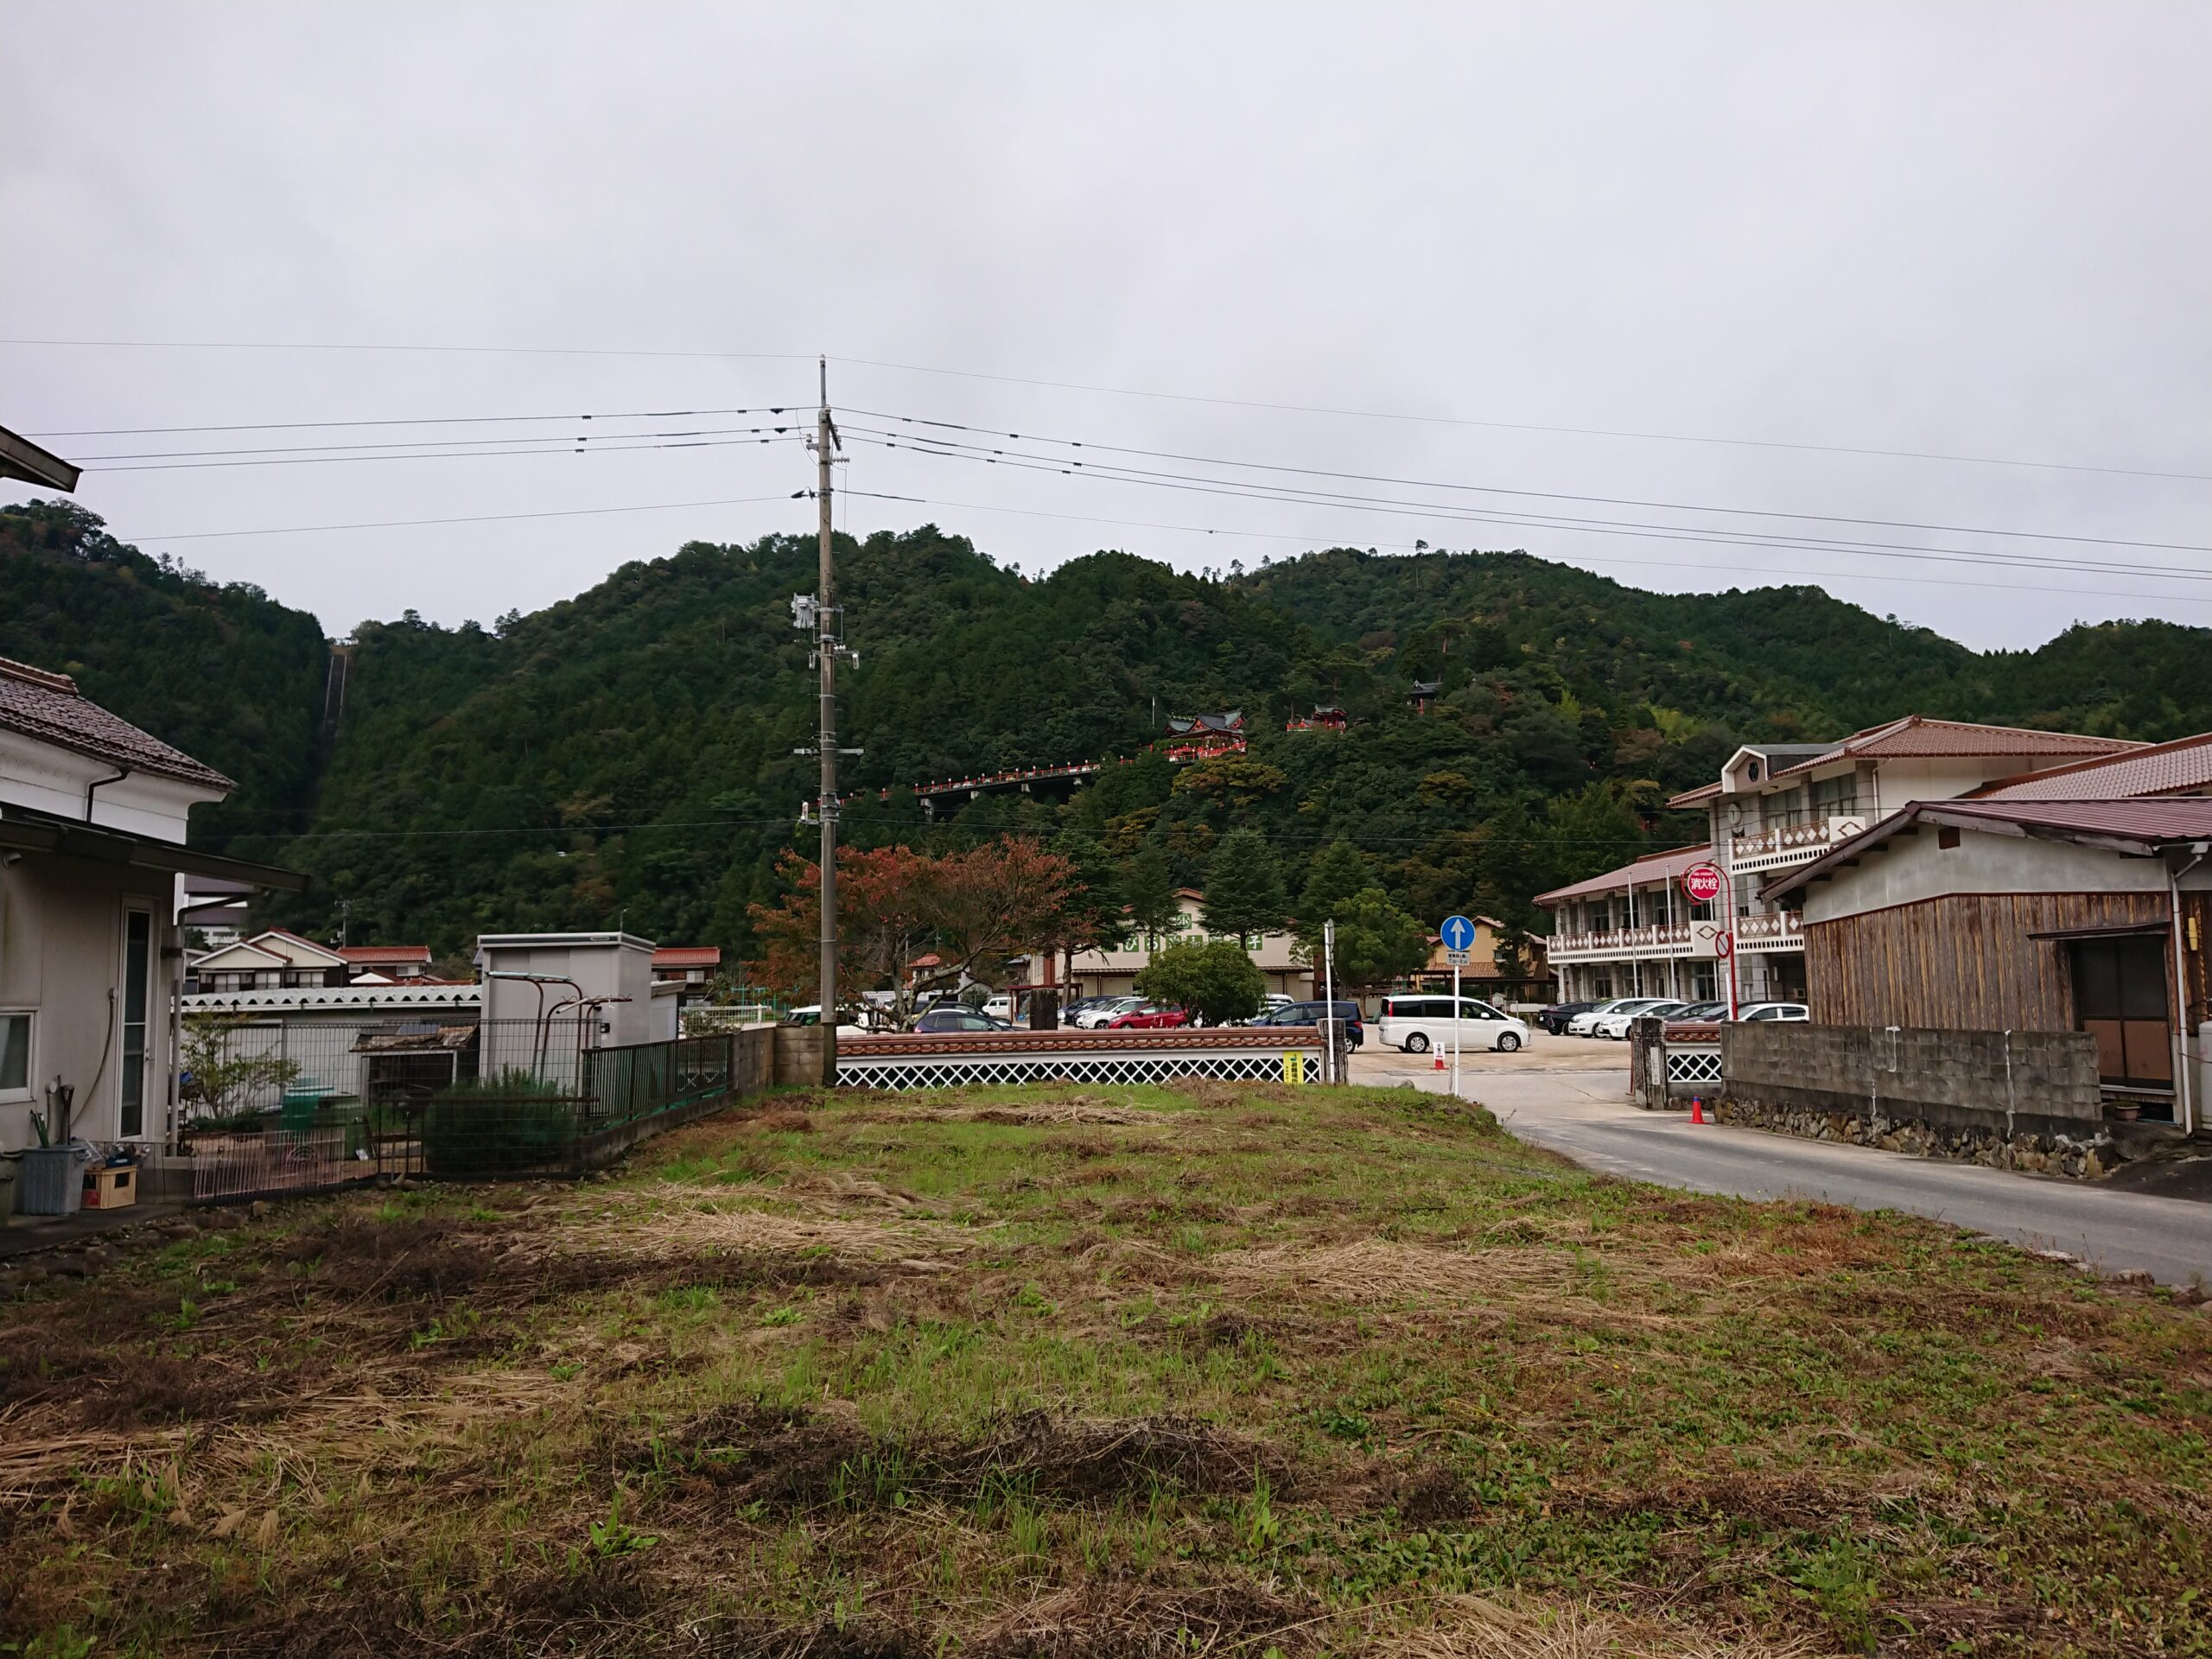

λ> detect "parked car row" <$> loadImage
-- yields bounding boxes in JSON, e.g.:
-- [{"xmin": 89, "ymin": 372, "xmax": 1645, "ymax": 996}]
[{"xmin": 1541, "ymin": 996, "xmax": 1809, "ymax": 1039}]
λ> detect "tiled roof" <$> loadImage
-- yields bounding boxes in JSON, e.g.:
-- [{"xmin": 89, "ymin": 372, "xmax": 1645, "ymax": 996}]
[
  {"xmin": 652, "ymin": 946, "xmax": 722, "ymax": 969},
  {"xmin": 1534, "ymin": 844, "xmax": 1713, "ymax": 908},
  {"xmin": 1768, "ymin": 715, "xmax": 2136, "ymax": 779},
  {"xmin": 1928, "ymin": 797, "xmax": 2212, "ymax": 843},
  {"xmin": 337, "ymin": 944, "xmax": 435, "ymax": 964},
  {"xmin": 1971, "ymin": 732, "xmax": 2212, "ymax": 801},
  {"xmin": 0, "ymin": 655, "xmax": 234, "ymax": 789},
  {"xmin": 1763, "ymin": 797, "xmax": 2212, "ymax": 899}
]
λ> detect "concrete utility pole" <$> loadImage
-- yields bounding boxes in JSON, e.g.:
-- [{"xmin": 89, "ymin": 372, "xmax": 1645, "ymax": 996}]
[{"xmin": 815, "ymin": 358, "xmax": 840, "ymax": 1036}]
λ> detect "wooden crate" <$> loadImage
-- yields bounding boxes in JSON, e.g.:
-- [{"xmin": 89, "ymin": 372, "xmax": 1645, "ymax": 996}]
[{"xmin": 83, "ymin": 1165, "xmax": 137, "ymax": 1210}]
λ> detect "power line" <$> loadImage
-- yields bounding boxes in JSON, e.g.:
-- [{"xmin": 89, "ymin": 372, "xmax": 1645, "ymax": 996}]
[
  {"xmin": 121, "ymin": 493, "xmax": 807, "ymax": 544},
  {"xmin": 83, "ymin": 433, "xmax": 810, "ymax": 474},
  {"xmin": 70, "ymin": 421, "xmax": 807, "ymax": 462},
  {"xmin": 6, "ymin": 334, "xmax": 2196, "ymax": 481},
  {"xmin": 830, "ymin": 355, "xmax": 2212, "ymax": 485},
  {"xmin": 842, "ymin": 408, "xmax": 2209, "ymax": 556},
  {"xmin": 835, "ymin": 485, "xmax": 2209, "ymax": 608},
  {"xmin": 1, "ymin": 335, "xmax": 813, "ymax": 365},
  {"xmin": 29, "ymin": 404, "xmax": 801, "ymax": 439},
  {"xmin": 839, "ymin": 430, "xmax": 2212, "ymax": 589}
]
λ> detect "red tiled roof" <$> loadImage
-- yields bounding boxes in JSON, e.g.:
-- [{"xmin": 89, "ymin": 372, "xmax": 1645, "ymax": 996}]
[
  {"xmin": 336, "ymin": 945, "xmax": 434, "ymax": 964},
  {"xmin": 1971, "ymin": 732, "xmax": 2212, "ymax": 801},
  {"xmin": 0, "ymin": 655, "xmax": 234, "ymax": 790},
  {"xmin": 1534, "ymin": 844, "xmax": 1713, "ymax": 908},
  {"xmin": 1763, "ymin": 797, "xmax": 2212, "ymax": 899},
  {"xmin": 1768, "ymin": 715, "xmax": 2136, "ymax": 779},
  {"xmin": 652, "ymin": 946, "xmax": 721, "ymax": 969}
]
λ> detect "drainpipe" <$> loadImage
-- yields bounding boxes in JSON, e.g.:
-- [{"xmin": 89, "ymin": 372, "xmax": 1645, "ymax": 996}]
[
  {"xmin": 2171, "ymin": 844, "xmax": 2207, "ymax": 1137},
  {"xmin": 85, "ymin": 764, "xmax": 130, "ymax": 823}
]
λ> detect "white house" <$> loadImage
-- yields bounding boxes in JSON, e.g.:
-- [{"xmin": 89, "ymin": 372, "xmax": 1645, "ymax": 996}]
[
  {"xmin": 0, "ymin": 655, "xmax": 306, "ymax": 1154},
  {"xmin": 1538, "ymin": 717, "xmax": 2141, "ymax": 1007}
]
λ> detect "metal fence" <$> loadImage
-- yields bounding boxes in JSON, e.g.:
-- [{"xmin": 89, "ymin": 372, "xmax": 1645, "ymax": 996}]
[{"xmin": 175, "ymin": 1015, "xmax": 753, "ymax": 1198}]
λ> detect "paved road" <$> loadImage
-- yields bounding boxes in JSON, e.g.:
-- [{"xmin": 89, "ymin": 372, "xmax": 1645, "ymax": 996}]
[{"xmin": 1352, "ymin": 1042, "xmax": 2212, "ymax": 1287}]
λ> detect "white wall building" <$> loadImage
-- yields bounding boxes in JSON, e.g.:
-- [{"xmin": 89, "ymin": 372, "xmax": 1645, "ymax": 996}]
[
  {"xmin": 1538, "ymin": 717, "xmax": 2141, "ymax": 1007},
  {"xmin": 0, "ymin": 655, "xmax": 306, "ymax": 1154}
]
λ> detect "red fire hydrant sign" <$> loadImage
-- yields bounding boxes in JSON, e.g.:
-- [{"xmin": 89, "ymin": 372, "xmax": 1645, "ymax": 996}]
[{"xmin": 1681, "ymin": 862, "xmax": 1724, "ymax": 905}]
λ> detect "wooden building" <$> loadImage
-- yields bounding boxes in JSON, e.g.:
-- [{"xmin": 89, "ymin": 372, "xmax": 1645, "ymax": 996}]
[{"xmin": 1764, "ymin": 798, "xmax": 2212, "ymax": 1129}]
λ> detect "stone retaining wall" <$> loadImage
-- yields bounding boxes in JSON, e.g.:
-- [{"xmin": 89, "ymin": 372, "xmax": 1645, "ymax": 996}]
[
  {"xmin": 1712, "ymin": 1094, "xmax": 2113, "ymax": 1178},
  {"xmin": 1718, "ymin": 1021, "xmax": 2117, "ymax": 1178}
]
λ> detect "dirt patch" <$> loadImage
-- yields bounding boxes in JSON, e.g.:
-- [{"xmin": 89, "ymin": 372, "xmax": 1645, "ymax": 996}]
[
  {"xmin": 638, "ymin": 1405, "xmax": 1294, "ymax": 1512},
  {"xmin": 1389, "ymin": 1465, "xmax": 1480, "ymax": 1526},
  {"xmin": 750, "ymin": 1109, "xmax": 816, "ymax": 1133},
  {"xmin": 969, "ymin": 1578, "xmax": 1316, "ymax": 1656},
  {"xmin": 1570, "ymin": 1471, "xmax": 1857, "ymax": 1532},
  {"xmin": 282, "ymin": 1216, "xmax": 498, "ymax": 1300}
]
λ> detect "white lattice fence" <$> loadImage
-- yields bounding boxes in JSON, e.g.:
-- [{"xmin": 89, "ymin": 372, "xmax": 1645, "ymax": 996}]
[
  {"xmin": 839, "ymin": 1049, "xmax": 1316, "ymax": 1092},
  {"xmin": 1664, "ymin": 1046, "xmax": 1724, "ymax": 1085}
]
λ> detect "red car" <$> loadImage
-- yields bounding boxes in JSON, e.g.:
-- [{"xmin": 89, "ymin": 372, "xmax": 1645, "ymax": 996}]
[{"xmin": 1107, "ymin": 1004, "xmax": 1189, "ymax": 1029}]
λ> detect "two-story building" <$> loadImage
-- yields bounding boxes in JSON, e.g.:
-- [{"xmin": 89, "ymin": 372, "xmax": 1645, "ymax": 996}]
[
  {"xmin": 1538, "ymin": 717, "xmax": 2140, "ymax": 1007},
  {"xmin": 1064, "ymin": 889, "xmax": 1309, "ymax": 1001},
  {"xmin": 0, "ymin": 655, "xmax": 305, "ymax": 1154}
]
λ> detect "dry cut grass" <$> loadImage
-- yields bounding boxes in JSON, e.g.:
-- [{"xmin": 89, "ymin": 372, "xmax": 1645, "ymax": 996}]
[{"xmin": 1, "ymin": 1079, "xmax": 2207, "ymax": 1658}]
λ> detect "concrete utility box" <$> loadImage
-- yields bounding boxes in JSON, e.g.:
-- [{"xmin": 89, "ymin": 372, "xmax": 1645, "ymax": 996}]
[{"xmin": 476, "ymin": 933, "xmax": 658, "ymax": 1046}]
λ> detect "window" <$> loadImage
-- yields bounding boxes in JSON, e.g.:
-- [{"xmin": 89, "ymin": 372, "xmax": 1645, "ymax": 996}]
[
  {"xmin": 120, "ymin": 911, "xmax": 152, "ymax": 1138},
  {"xmin": 0, "ymin": 1013, "xmax": 29, "ymax": 1096},
  {"xmin": 1812, "ymin": 773, "xmax": 1859, "ymax": 817},
  {"xmin": 2070, "ymin": 936, "xmax": 2171, "ymax": 1088}
]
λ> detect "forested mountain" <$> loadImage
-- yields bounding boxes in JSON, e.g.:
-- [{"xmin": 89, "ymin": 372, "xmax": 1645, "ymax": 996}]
[
  {"xmin": 0, "ymin": 500, "xmax": 329, "ymax": 848},
  {"xmin": 4, "ymin": 501, "xmax": 2206, "ymax": 965}
]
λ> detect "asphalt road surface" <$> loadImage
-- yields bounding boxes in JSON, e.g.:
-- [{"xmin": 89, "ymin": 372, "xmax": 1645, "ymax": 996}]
[{"xmin": 1352, "ymin": 1039, "xmax": 2212, "ymax": 1287}]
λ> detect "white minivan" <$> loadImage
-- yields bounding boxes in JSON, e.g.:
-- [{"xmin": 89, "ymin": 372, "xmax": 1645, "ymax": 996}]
[{"xmin": 1377, "ymin": 994, "xmax": 1530, "ymax": 1054}]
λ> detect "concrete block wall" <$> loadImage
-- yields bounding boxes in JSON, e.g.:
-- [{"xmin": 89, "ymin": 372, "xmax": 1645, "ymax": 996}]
[{"xmin": 1723, "ymin": 1022, "xmax": 2101, "ymax": 1124}]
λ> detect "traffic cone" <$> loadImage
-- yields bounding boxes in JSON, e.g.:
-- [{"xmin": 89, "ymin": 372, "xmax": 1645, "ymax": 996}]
[
  {"xmin": 1688, "ymin": 1096, "xmax": 1705, "ymax": 1124},
  {"xmin": 1433, "ymin": 1052, "xmax": 1446, "ymax": 1071}
]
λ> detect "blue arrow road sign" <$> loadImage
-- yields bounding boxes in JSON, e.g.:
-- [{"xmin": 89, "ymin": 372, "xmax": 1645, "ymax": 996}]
[{"xmin": 1440, "ymin": 914, "xmax": 1476, "ymax": 953}]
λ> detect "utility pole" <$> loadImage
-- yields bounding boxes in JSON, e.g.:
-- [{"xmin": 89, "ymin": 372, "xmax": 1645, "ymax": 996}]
[{"xmin": 815, "ymin": 359, "xmax": 839, "ymax": 1038}]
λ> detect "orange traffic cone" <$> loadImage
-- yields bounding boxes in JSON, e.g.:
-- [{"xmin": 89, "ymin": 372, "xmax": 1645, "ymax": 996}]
[{"xmin": 1688, "ymin": 1096, "xmax": 1706, "ymax": 1124}]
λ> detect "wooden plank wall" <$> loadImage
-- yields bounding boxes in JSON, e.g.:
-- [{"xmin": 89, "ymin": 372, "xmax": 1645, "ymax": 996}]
[{"xmin": 1803, "ymin": 892, "xmax": 2170, "ymax": 1031}]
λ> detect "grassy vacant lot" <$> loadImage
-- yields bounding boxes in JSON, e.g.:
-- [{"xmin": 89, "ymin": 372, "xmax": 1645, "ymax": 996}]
[{"xmin": 3, "ymin": 1082, "xmax": 2209, "ymax": 1658}]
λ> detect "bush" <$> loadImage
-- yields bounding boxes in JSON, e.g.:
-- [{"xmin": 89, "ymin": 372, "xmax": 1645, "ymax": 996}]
[
  {"xmin": 422, "ymin": 1070, "xmax": 577, "ymax": 1177},
  {"xmin": 1134, "ymin": 938, "xmax": 1266, "ymax": 1026}
]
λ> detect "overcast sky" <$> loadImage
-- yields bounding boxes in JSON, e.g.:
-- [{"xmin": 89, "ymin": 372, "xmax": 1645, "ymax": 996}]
[{"xmin": 3, "ymin": 2, "xmax": 2206, "ymax": 650}]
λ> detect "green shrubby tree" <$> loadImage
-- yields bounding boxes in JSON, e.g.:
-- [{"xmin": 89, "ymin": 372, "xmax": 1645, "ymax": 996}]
[
  {"xmin": 1325, "ymin": 886, "xmax": 1432, "ymax": 994},
  {"xmin": 1133, "ymin": 938, "xmax": 1266, "ymax": 1026}
]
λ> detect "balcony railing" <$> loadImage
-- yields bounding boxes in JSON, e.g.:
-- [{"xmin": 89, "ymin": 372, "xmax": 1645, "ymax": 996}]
[
  {"xmin": 1734, "ymin": 911, "xmax": 1804, "ymax": 951},
  {"xmin": 1546, "ymin": 922, "xmax": 1700, "ymax": 963},
  {"xmin": 1727, "ymin": 815, "xmax": 1868, "ymax": 874}
]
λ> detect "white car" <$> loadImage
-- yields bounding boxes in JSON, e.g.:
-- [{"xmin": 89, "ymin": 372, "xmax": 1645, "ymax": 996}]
[
  {"xmin": 982, "ymin": 993, "xmax": 1016, "ymax": 1022},
  {"xmin": 1588, "ymin": 999, "xmax": 1690, "ymax": 1039},
  {"xmin": 1073, "ymin": 995, "xmax": 1145, "ymax": 1030},
  {"xmin": 1735, "ymin": 1001, "xmax": 1809, "ymax": 1023},
  {"xmin": 1565, "ymin": 996, "xmax": 1653, "ymax": 1036},
  {"xmin": 1376, "ymin": 994, "xmax": 1530, "ymax": 1054}
]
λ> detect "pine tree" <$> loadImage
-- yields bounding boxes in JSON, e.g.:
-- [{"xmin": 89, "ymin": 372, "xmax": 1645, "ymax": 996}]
[
  {"xmin": 1200, "ymin": 829, "xmax": 1288, "ymax": 946},
  {"xmin": 1119, "ymin": 847, "xmax": 1181, "ymax": 947},
  {"xmin": 1293, "ymin": 839, "xmax": 1372, "ymax": 952}
]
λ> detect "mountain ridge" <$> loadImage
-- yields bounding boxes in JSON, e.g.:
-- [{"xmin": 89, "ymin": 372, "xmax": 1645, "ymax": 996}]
[{"xmin": 5, "ymin": 499, "xmax": 2205, "ymax": 963}]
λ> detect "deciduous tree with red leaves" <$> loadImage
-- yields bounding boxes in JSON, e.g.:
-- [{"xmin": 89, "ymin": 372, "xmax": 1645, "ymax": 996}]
[{"xmin": 749, "ymin": 838, "xmax": 1087, "ymax": 1017}]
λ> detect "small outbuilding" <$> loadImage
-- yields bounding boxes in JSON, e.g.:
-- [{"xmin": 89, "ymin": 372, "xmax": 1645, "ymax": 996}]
[{"xmin": 1764, "ymin": 798, "xmax": 2212, "ymax": 1129}]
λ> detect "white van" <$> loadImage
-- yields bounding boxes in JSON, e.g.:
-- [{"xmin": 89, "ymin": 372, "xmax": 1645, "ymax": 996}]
[{"xmin": 1377, "ymin": 994, "xmax": 1530, "ymax": 1054}]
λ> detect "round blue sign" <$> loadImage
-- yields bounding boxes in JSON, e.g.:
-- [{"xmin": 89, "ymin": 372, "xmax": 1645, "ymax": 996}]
[{"xmin": 1440, "ymin": 914, "xmax": 1476, "ymax": 952}]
